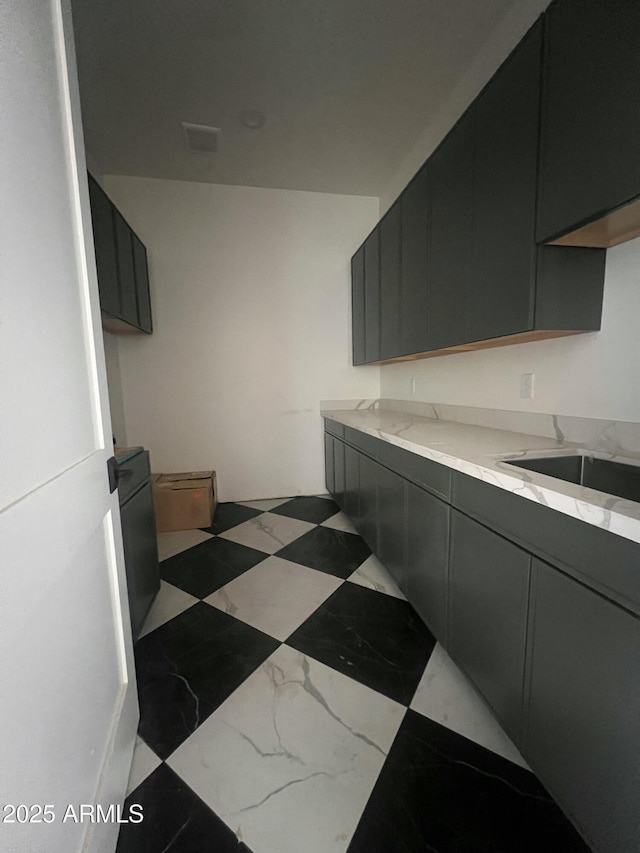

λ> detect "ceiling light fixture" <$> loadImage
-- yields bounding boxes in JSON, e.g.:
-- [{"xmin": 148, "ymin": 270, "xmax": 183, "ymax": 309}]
[{"xmin": 239, "ymin": 109, "xmax": 266, "ymax": 129}]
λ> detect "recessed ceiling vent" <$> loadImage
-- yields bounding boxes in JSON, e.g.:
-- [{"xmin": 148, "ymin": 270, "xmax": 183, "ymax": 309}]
[{"xmin": 182, "ymin": 122, "xmax": 220, "ymax": 154}]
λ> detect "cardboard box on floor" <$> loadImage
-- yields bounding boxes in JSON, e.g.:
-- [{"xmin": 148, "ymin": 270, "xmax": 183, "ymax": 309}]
[{"xmin": 153, "ymin": 470, "xmax": 217, "ymax": 532}]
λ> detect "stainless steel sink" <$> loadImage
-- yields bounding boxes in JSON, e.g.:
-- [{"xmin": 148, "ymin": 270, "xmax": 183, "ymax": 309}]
[{"xmin": 504, "ymin": 455, "xmax": 640, "ymax": 503}]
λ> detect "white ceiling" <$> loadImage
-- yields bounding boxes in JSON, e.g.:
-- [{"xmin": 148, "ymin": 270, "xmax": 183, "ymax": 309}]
[{"xmin": 72, "ymin": 0, "xmax": 521, "ymax": 196}]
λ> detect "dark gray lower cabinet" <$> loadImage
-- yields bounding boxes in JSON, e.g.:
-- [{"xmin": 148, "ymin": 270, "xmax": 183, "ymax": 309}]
[
  {"xmin": 324, "ymin": 433, "xmax": 335, "ymax": 496},
  {"xmin": 358, "ymin": 454, "xmax": 378, "ymax": 552},
  {"xmin": 448, "ymin": 510, "xmax": 530, "ymax": 742},
  {"xmin": 333, "ymin": 439, "xmax": 345, "ymax": 510},
  {"xmin": 120, "ymin": 478, "xmax": 160, "ymax": 640},
  {"xmin": 344, "ymin": 445, "xmax": 360, "ymax": 527},
  {"xmin": 405, "ymin": 483, "xmax": 450, "ymax": 644},
  {"xmin": 525, "ymin": 559, "xmax": 640, "ymax": 853},
  {"xmin": 323, "ymin": 420, "xmax": 640, "ymax": 852},
  {"xmin": 377, "ymin": 465, "xmax": 406, "ymax": 589}
]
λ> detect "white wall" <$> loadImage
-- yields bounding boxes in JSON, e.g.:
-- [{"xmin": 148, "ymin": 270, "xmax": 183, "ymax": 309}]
[
  {"xmin": 104, "ymin": 175, "xmax": 379, "ymax": 501},
  {"xmin": 381, "ymin": 238, "xmax": 640, "ymax": 422}
]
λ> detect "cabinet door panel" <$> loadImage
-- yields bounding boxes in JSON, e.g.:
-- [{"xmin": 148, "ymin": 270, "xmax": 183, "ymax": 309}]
[
  {"xmin": 469, "ymin": 21, "xmax": 541, "ymax": 342},
  {"xmin": 120, "ymin": 482, "xmax": 160, "ymax": 639},
  {"xmin": 379, "ymin": 201, "xmax": 402, "ymax": 360},
  {"xmin": 525, "ymin": 559, "xmax": 640, "ymax": 853},
  {"xmin": 406, "ymin": 483, "xmax": 449, "ymax": 643},
  {"xmin": 401, "ymin": 165, "xmax": 429, "ymax": 354},
  {"xmin": 351, "ymin": 246, "xmax": 366, "ymax": 365},
  {"xmin": 449, "ymin": 510, "xmax": 530, "ymax": 742},
  {"xmin": 113, "ymin": 209, "xmax": 138, "ymax": 327},
  {"xmin": 377, "ymin": 465, "xmax": 406, "ymax": 589},
  {"xmin": 358, "ymin": 454, "xmax": 378, "ymax": 552},
  {"xmin": 87, "ymin": 175, "xmax": 120, "ymax": 318},
  {"xmin": 364, "ymin": 228, "xmax": 380, "ymax": 363},
  {"xmin": 324, "ymin": 433, "xmax": 335, "ymax": 497},
  {"xmin": 538, "ymin": 0, "xmax": 640, "ymax": 242},
  {"xmin": 333, "ymin": 439, "xmax": 345, "ymax": 510},
  {"xmin": 428, "ymin": 112, "xmax": 474, "ymax": 350},
  {"xmin": 344, "ymin": 445, "xmax": 360, "ymax": 528},
  {"xmin": 132, "ymin": 231, "xmax": 152, "ymax": 333}
]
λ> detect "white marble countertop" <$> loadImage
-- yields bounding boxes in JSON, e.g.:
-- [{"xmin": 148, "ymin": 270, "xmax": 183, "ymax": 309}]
[{"xmin": 321, "ymin": 406, "xmax": 640, "ymax": 547}]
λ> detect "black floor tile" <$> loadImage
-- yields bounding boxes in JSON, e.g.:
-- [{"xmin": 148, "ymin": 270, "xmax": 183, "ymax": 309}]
[
  {"xmin": 200, "ymin": 502, "xmax": 262, "ymax": 535},
  {"xmin": 286, "ymin": 583, "xmax": 435, "ymax": 704},
  {"xmin": 348, "ymin": 710, "xmax": 590, "ymax": 853},
  {"xmin": 161, "ymin": 537, "xmax": 267, "ymax": 599},
  {"xmin": 270, "ymin": 496, "xmax": 339, "ymax": 524},
  {"xmin": 135, "ymin": 603, "xmax": 280, "ymax": 759},
  {"xmin": 117, "ymin": 763, "xmax": 252, "ymax": 853},
  {"xmin": 276, "ymin": 526, "xmax": 370, "ymax": 579}
]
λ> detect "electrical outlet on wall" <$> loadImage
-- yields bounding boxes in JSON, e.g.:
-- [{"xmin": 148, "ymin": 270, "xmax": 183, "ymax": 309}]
[
  {"xmin": 410, "ymin": 377, "xmax": 416, "ymax": 395},
  {"xmin": 520, "ymin": 373, "xmax": 535, "ymax": 399}
]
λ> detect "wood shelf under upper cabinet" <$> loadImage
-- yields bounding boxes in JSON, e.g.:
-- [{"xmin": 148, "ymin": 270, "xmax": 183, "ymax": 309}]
[{"xmin": 549, "ymin": 196, "xmax": 640, "ymax": 250}]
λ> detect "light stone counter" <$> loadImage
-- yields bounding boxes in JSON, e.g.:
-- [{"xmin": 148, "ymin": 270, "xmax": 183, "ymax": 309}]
[{"xmin": 321, "ymin": 403, "xmax": 640, "ymax": 547}]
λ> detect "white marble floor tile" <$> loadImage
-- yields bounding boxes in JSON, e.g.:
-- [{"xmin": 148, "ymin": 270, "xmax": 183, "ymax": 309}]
[
  {"xmin": 168, "ymin": 644, "xmax": 405, "ymax": 853},
  {"xmin": 218, "ymin": 513, "xmax": 316, "ymax": 554},
  {"xmin": 347, "ymin": 555, "xmax": 407, "ymax": 600},
  {"xmin": 126, "ymin": 736, "xmax": 161, "ymax": 796},
  {"xmin": 236, "ymin": 498, "xmax": 290, "ymax": 511},
  {"xmin": 138, "ymin": 581, "xmax": 199, "ymax": 639},
  {"xmin": 321, "ymin": 511, "xmax": 358, "ymax": 535},
  {"xmin": 157, "ymin": 529, "xmax": 214, "ymax": 562},
  {"xmin": 410, "ymin": 644, "xmax": 528, "ymax": 769},
  {"xmin": 203, "ymin": 556, "xmax": 342, "ymax": 641}
]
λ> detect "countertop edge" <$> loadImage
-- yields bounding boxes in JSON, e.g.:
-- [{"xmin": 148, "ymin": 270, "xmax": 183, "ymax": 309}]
[{"xmin": 321, "ymin": 408, "xmax": 640, "ymax": 547}]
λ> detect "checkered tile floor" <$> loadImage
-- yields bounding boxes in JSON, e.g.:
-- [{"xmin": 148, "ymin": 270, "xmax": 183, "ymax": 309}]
[{"xmin": 117, "ymin": 497, "xmax": 589, "ymax": 853}]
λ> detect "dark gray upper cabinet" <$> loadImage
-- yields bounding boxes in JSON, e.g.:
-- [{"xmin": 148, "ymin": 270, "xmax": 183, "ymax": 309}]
[
  {"xmin": 349, "ymin": 8, "xmax": 612, "ymax": 366},
  {"xmin": 379, "ymin": 200, "xmax": 402, "ymax": 360},
  {"xmin": 132, "ymin": 232, "xmax": 152, "ymax": 334},
  {"xmin": 525, "ymin": 558, "xmax": 640, "ymax": 853},
  {"xmin": 400, "ymin": 165, "xmax": 429, "ymax": 355},
  {"xmin": 537, "ymin": 0, "xmax": 640, "ymax": 244},
  {"xmin": 351, "ymin": 245, "xmax": 366, "ymax": 365},
  {"xmin": 88, "ymin": 175, "xmax": 120, "ymax": 319},
  {"xmin": 113, "ymin": 208, "xmax": 139, "ymax": 327},
  {"xmin": 468, "ymin": 21, "xmax": 541, "ymax": 343},
  {"xmin": 363, "ymin": 228, "xmax": 380, "ymax": 363},
  {"xmin": 87, "ymin": 174, "xmax": 153, "ymax": 335},
  {"xmin": 427, "ymin": 110, "xmax": 474, "ymax": 351},
  {"xmin": 449, "ymin": 510, "xmax": 530, "ymax": 742}
]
